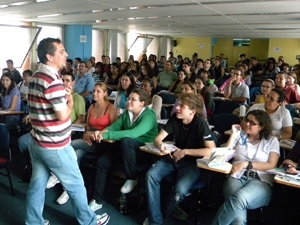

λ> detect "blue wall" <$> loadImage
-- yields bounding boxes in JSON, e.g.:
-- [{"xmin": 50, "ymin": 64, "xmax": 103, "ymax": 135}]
[{"xmin": 64, "ymin": 25, "xmax": 92, "ymax": 61}]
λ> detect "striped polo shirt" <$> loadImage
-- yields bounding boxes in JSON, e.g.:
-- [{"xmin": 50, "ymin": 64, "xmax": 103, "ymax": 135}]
[{"xmin": 28, "ymin": 63, "xmax": 71, "ymax": 149}]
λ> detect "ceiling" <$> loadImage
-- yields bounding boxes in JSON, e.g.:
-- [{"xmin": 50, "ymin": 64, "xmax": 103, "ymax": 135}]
[{"xmin": 1, "ymin": 0, "xmax": 300, "ymax": 38}]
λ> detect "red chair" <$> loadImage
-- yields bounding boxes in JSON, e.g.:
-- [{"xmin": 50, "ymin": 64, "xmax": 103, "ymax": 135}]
[{"xmin": 0, "ymin": 123, "xmax": 15, "ymax": 195}]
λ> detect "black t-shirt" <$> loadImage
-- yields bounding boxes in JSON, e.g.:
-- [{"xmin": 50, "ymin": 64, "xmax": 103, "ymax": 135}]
[{"xmin": 163, "ymin": 114, "xmax": 213, "ymax": 163}]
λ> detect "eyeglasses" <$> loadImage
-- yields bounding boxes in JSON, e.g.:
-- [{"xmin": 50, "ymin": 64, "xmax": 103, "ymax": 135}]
[
  {"xmin": 244, "ymin": 117, "xmax": 259, "ymax": 126},
  {"xmin": 266, "ymin": 95, "xmax": 278, "ymax": 102},
  {"xmin": 127, "ymin": 97, "xmax": 140, "ymax": 102},
  {"xmin": 261, "ymin": 85, "xmax": 272, "ymax": 89}
]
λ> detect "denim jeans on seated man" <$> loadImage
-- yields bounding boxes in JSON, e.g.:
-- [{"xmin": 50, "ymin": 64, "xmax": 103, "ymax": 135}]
[
  {"xmin": 71, "ymin": 138, "xmax": 101, "ymax": 164},
  {"xmin": 145, "ymin": 157, "xmax": 206, "ymax": 225},
  {"xmin": 26, "ymin": 138, "xmax": 96, "ymax": 225},
  {"xmin": 211, "ymin": 175, "xmax": 272, "ymax": 225}
]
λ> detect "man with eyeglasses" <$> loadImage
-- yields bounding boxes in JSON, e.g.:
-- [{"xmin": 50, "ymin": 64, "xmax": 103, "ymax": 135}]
[
  {"xmin": 196, "ymin": 59, "xmax": 216, "ymax": 79},
  {"xmin": 224, "ymin": 68, "xmax": 250, "ymax": 105}
]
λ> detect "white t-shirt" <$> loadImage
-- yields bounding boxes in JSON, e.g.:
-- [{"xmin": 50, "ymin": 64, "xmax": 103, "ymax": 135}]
[
  {"xmin": 231, "ymin": 132, "xmax": 280, "ymax": 186},
  {"xmin": 248, "ymin": 103, "xmax": 292, "ymax": 135},
  {"xmin": 17, "ymin": 81, "xmax": 29, "ymax": 99}
]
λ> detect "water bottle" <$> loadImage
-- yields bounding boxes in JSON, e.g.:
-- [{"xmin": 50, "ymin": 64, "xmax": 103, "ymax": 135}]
[
  {"xmin": 239, "ymin": 105, "xmax": 246, "ymax": 117},
  {"xmin": 119, "ymin": 194, "xmax": 128, "ymax": 214}
]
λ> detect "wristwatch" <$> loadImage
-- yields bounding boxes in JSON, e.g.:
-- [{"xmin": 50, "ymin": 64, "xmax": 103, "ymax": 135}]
[{"xmin": 247, "ymin": 161, "xmax": 253, "ymax": 170}]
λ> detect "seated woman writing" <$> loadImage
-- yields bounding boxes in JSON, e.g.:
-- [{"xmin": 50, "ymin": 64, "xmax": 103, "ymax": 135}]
[
  {"xmin": 88, "ymin": 89, "xmax": 158, "ymax": 211},
  {"xmin": 0, "ymin": 72, "xmax": 21, "ymax": 130},
  {"xmin": 211, "ymin": 110, "xmax": 280, "ymax": 225},
  {"xmin": 282, "ymin": 140, "xmax": 300, "ymax": 174}
]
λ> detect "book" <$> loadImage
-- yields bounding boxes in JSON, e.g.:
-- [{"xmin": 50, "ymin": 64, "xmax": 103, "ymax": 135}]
[
  {"xmin": 266, "ymin": 168, "xmax": 300, "ymax": 180},
  {"xmin": 144, "ymin": 142, "xmax": 176, "ymax": 154},
  {"xmin": 196, "ymin": 147, "xmax": 235, "ymax": 167}
]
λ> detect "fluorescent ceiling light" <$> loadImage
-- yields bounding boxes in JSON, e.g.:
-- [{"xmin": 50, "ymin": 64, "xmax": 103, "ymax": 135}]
[
  {"xmin": 38, "ymin": 13, "xmax": 61, "ymax": 18},
  {"xmin": 35, "ymin": 0, "xmax": 53, "ymax": 2},
  {"xmin": 0, "ymin": 5, "xmax": 9, "ymax": 8},
  {"xmin": 9, "ymin": 1, "xmax": 30, "ymax": 6}
]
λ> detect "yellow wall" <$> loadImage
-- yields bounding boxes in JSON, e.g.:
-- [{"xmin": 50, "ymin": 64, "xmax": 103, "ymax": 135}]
[
  {"xmin": 268, "ymin": 39, "xmax": 300, "ymax": 66},
  {"xmin": 172, "ymin": 37, "xmax": 300, "ymax": 67},
  {"xmin": 212, "ymin": 39, "xmax": 269, "ymax": 66},
  {"xmin": 171, "ymin": 37, "xmax": 212, "ymax": 60}
]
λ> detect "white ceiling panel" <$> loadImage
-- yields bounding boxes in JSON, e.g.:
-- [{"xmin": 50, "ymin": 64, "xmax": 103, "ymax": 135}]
[{"xmin": 1, "ymin": 0, "xmax": 300, "ymax": 38}]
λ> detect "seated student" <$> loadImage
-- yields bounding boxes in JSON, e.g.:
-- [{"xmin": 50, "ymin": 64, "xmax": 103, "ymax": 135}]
[
  {"xmin": 200, "ymin": 70, "xmax": 218, "ymax": 95},
  {"xmin": 140, "ymin": 78, "xmax": 162, "ymax": 119},
  {"xmin": 224, "ymin": 68, "xmax": 250, "ymax": 105},
  {"xmin": 211, "ymin": 110, "xmax": 280, "ymax": 225},
  {"xmin": 195, "ymin": 76, "xmax": 214, "ymax": 118},
  {"xmin": 88, "ymin": 89, "xmax": 158, "ymax": 211},
  {"xmin": 17, "ymin": 69, "xmax": 33, "ymax": 114},
  {"xmin": 114, "ymin": 71, "xmax": 136, "ymax": 116},
  {"xmin": 254, "ymin": 79, "xmax": 275, "ymax": 103},
  {"xmin": 248, "ymin": 88, "xmax": 292, "ymax": 140},
  {"xmin": 159, "ymin": 70, "xmax": 187, "ymax": 104},
  {"xmin": 143, "ymin": 93, "xmax": 215, "ymax": 225},
  {"xmin": 0, "ymin": 72, "xmax": 21, "ymax": 131},
  {"xmin": 171, "ymin": 81, "xmax": 207, "ymax": 120}
]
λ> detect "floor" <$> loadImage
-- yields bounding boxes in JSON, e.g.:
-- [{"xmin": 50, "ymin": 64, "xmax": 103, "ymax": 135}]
[{"xmin": 1, "ymin": 136, "xmax": 300, "ymax": 225}]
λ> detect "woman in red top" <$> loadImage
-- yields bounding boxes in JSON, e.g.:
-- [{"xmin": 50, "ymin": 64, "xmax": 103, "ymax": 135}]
[{"xmin": 46, "ymin": 82, "xmax": 118, "ymax": 205}]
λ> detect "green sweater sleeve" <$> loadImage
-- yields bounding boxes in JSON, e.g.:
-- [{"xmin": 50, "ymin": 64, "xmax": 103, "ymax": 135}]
[{"xmin": 102, "ymin": 108, "xmax": 158, "ymax": 143}]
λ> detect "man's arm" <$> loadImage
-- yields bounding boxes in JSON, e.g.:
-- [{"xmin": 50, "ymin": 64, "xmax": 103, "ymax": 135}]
[{"xmin": 55, "ymin": 87, "xmax": 73, "ymax": 121}]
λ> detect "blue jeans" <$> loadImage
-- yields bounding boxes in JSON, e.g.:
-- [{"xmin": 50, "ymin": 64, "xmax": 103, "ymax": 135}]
[
  {"xmin": 211, "ymin": 175, "xmax": 272, "ymax": 225},
  {"xmin": 26, "ymin": 139, "xmax": 96, "ymax": 225},
  {"xmin": 18, "ymin": 132, "xmax": 31, "ymax": 154},
  {"xmin": 145, "ymin": 157, "xmax": 203, "ymax": 225},
  {"xmin": 71, "ymin": 139, "xmax": 100, "ymax": 164}
]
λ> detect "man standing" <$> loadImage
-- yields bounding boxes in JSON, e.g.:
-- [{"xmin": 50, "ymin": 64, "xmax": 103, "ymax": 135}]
[
  {"xmin": 26, "ymin": 38, "xmax": 109, "ymax": 225},
  {"xmin": 224, "ymin": 68, "xmax": 250, "ymax": 105},
  {"xmin": 6, "ymin": 59, "xmax": 22, "ymax": 84}
]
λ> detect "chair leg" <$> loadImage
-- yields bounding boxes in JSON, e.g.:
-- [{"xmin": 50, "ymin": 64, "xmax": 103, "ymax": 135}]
[{"xmin": 5, "ymin": 167, "xmax": 15, "ymax": 196}]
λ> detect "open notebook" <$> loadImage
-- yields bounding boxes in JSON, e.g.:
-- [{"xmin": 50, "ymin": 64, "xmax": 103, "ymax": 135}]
[{"xmin": 197, "ymin": 147, "xmax": 235, "ymax": 167}]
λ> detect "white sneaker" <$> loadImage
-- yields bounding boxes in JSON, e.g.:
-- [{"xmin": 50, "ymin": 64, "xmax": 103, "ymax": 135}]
[
  {"xmin": 96, "ymin": 213, "xmax": 110, "ymax": 225},
  {"xmin": 46, "ymin": 174, "xmax": 60, "ymax": 189},
  {"xmin": 56, "ymin": 190, "xmax": 69, "ymax": 205},
  {"xmin": 120, "ymin": 179, "xmax": 138, "ymax": 194},
  {"xmin": 89, "ymin": 199, "xmax": 103, "ymax": 212},
  {"xmin": 143, "ymin": 217, "xmax": 149, "ymax": 225}
]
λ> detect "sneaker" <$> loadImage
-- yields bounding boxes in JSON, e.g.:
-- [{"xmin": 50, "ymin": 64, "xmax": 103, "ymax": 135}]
[
  {"xmin": 120, "ymin": 179, "xmax": 138, "ymax": 194},
  {"xmin": 56, "ymin": 190, "xmax": 69, "ymax": 205},
  {"xmin": 89, "ymin": 199, "xmax": 103, "ymax": 212},
  {"xmin": 44, "ymin": 219, "xmax": 50, "ymax": 225},
  {"xmin": 96, "ymin": 213, "xmax": 110, "ymax": 225},
  {"xmin": 46, "ymin": 174, "xmax": 60, "ymax": 189},
  {"xmin": 143, "ymin": 217, "xmax": 149, "ymax": 225}
]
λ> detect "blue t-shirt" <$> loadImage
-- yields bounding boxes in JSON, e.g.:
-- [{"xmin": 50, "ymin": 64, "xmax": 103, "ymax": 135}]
[
  {"xmin": 1, "ymin": 86, "xmax": 21, "ymax": 120},
  {"xmin": 74, "ymin": 73, "xmax": 95, "ymax": 103}
]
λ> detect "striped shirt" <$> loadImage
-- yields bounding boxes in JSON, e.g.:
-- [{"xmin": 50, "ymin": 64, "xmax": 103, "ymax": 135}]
[{"xmin": 28, "ymin": 63, "xmax": 71, "ymax": 149}]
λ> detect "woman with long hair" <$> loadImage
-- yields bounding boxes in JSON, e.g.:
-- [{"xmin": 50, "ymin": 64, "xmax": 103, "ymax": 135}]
[
  {"xmin": 104, "ymin": 62, "xmax": 121, "ymax": 91},
  {"xmin": 0, "ymin": 72, "xmax": 21, "ymax": 130},
  {"xmin": 114, "ymin": 71, "xmax": 136, "ymax": 115},
  {"xmin": 195, "ymin": 76, "xmax": 214, "ymax": 117},
  {"xmin": 211, "ymin": 110, "xmax": 279, "ymax": 225}
]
